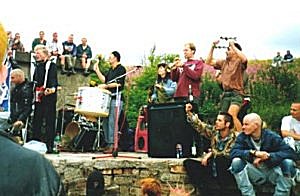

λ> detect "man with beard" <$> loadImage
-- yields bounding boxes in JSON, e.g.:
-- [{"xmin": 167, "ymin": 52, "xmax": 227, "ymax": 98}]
[{"xmin": 183, "ymin": 103, "xmax": 239, "ymax": 196}]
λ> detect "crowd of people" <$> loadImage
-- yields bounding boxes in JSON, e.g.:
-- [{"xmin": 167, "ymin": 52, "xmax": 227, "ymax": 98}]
[
  {"xmin": 2, "ymin": 24, "xmax": 300, "ymax": 195},
  {"xmin": 7, "ymin": 30, "xmax": 93, "ymax": 77},
  {"xmin": 272, "ymin": 50, "xmax": 294, "ymax": 67}
]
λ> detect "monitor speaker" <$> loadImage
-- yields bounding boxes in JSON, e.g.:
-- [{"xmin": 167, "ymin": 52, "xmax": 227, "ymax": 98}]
[{"xmin": 148, "ymin": 102, "xmax": 193, "ymax": 158}]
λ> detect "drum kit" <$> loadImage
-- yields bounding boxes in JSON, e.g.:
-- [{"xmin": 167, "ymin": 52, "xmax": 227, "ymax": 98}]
[{"xmin": 62, "ymin": 86, "xmax": 112, "ymax": 152}]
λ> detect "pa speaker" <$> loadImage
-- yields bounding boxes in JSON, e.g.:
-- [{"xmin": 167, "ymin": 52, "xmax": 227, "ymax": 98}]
[
  {"xmin": 134, "ymin": 116, "xmax": 148, "ymax": 152},
  {"xmin": 148, "ymin": 102, "xmax": 193, "ymax": 158}
]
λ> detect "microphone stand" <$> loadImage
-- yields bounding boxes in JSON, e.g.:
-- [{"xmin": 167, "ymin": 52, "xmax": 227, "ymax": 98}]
[{"xmin": 92, "ymin": 67, "xmax": 141, "ymax": 159}]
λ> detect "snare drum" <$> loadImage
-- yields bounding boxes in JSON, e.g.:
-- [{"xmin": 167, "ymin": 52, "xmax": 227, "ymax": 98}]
[{"xmin": 75, "ymin": 87, "xmax": 111, "ymax": 117}]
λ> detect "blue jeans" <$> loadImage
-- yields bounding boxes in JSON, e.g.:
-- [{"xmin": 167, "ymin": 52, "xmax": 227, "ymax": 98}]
[
  {"xmin": 230, "ymin": 157, "xmax": 295, "ymax": 196},
  {"xmin": 103, "ymin": 99, "xmax": 123, "ymax": 146}
]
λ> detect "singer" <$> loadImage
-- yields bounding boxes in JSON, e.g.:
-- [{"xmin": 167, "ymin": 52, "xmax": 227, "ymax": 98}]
[
  {"xmin": 206, "ymin": 40, "xmax": 247, "ymax": 132},
  {"xmin": 93, "ymin": 51, "xmax": 126, "ymax": 154},
  {"xmin": 170, "ymin": 43, "xmax": 204, "ymax": 106}
]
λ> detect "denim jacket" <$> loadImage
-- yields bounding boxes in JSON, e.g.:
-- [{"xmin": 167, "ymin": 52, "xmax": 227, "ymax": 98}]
[{"xmin": 230, "ymin": 129, "xmax": 297, "ymax": 168}]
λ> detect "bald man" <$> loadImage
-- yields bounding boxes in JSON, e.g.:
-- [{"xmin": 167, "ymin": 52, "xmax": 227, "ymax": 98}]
[
  {"xmin": 229, "ymin": 113, "xmax": 297, "ymax": 196},
  {"xmin": 9, "ymin": 69, "xmax": 33, "ymax": 133}
]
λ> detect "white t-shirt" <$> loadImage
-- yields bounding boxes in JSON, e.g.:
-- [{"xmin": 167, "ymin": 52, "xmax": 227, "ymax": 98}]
[{"xmin": 281, "ymin": 115, "xmax": 300, "ymax": 134}]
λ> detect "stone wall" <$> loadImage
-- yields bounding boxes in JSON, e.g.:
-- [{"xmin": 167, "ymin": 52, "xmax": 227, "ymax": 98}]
[{"xmin": 47, "ymin": 153, "xmax": 196, "ymax": 196}]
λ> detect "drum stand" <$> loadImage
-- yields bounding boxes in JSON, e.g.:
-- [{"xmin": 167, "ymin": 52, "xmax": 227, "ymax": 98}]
[
  {"xmin": 92, "ymin": 116, "xmax": 103, "ymax": 151},
  {"xmin": 92, "ymin": 68, "xmax": 141, "ymax": 159}
]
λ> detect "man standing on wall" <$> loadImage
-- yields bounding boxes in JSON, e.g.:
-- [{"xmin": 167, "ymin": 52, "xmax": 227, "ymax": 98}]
[{"xmin": 206, "ymin": 40, "xmax": 247, "ymax": 131}]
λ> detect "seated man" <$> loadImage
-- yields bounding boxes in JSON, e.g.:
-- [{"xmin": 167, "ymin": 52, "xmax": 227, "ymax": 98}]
[
  {"xmin": 281, "ymin": 101, "xmax": 300, "ymax": 154},
  {"xmin": 76, "ymin": 37, "xmax": 92, "ymax": 76},
  {"xmin": 47, "ymin": 32, "xmax": 66, "ymax": 74},
  {"xmin": 230, "ymin": 113, "xmax": 297, "ymax": 196},
  {"xmin": 8, "ymin": 69, "xmax": 33, "ymax": 136},
  {"xmin": 271, "ymin": 51, "xmax": 282, "ymax": 67},
  {"xmin": 62, "ymin": 34, "xmax": 77, "ymax": 75},
  {"xmin": 283, "ymin": 50, "xmax": 294, "ymax": 63},
  {"xmin": 183, "ymin": 103, "xmax": 240, "ymax": 196}
]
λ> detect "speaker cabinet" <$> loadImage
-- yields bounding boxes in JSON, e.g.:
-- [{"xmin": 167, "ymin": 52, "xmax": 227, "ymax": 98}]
[
  {"xmin": 134, "ymin": 116, "xmax": 148, "ymax": 152},
  {"xmin": 148, "ymin": 102, "xmax": 193, "ymax": 158}
]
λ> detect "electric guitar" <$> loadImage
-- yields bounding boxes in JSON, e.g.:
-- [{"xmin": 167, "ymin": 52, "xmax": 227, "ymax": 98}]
[{"xmin": 35, "ymin": 86, "xmax": 45, "ymax": 102}]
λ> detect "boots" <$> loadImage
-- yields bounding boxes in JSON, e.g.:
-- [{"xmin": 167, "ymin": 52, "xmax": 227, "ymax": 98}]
[
  {"xmin": 71, "ymin": 67, "xmax": 76, "ymax": 74},
  {"xmin": 67, "ymin": 67, "xmax": 76, "ymax": 76},
  {"xmin": 61, "ymin": 64, "xmax": 67, "ymax": 75}
]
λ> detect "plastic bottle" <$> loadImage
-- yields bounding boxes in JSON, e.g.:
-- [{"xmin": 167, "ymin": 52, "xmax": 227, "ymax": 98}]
[
  {"xmin": 53, "ymin": 132, "xmax": 61, "ymax": 154},
  {"xmin": 191, "ymin": 139, "xmax": 197, "ymax": 157}
]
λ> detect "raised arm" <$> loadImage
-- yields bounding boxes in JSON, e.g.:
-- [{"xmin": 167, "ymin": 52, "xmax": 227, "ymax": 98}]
[{"xmin": 205, "ymin": 40, "xmax": 219, "ymax": 67}]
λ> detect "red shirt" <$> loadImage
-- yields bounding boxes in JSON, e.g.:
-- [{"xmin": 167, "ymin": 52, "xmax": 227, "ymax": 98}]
[{"xmin": 171, "ymin": 59, "xmax": 204, "ymax": 98}]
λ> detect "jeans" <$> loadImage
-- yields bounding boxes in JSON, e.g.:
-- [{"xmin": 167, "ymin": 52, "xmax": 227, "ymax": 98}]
[
  {"xmin": 103, "ymin": 99, "xmax": 123, "ymax": 146},
  {"xmin": 230, "ymin": 157, "xmax": 295, "ymax": 196}
]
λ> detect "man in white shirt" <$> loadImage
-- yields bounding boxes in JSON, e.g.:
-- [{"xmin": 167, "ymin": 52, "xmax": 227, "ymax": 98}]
[{"xmin": 281, "ymin": 101, "xmax": 300, "ymax": 152}]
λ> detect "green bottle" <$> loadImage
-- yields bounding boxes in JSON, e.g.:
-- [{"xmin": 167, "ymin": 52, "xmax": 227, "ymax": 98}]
[{"xmin": 53, "ymin": 132, "xmax": 61, "ymax": 154}]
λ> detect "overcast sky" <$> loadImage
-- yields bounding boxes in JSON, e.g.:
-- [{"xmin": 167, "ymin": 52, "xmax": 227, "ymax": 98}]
[{"xmin": 1, "ymin": 0, "xmax": 300, "ymax": 65}]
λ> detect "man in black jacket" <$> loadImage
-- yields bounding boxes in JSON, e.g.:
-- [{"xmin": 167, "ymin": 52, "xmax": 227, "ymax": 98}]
[
  {"xmin": 32, "ymin": 45, "xmax": 58, "ymax": 153},
  {"xmin": 9, "ymin": 69, "xmax": 33, "ymax": 134}
]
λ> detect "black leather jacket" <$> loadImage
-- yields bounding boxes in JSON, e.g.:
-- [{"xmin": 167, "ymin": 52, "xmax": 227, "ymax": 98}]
[{"xmin": 9, "ymin": 79, "xmax": 33, "ymax": 123}]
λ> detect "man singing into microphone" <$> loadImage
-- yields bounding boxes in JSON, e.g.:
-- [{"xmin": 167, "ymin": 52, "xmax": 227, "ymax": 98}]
[{"xmin": 93, "ymin": 51, "xmax": 126, "ymax": 154}]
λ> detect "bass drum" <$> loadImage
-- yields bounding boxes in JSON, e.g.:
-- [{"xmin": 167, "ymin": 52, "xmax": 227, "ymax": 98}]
[
  {"xmin": 64, "ymin": 120, "xmax": 104, "ymax": 152},
  {"xmin": 64, "ymin": 121, "xmax": 80, "ymax": 141}
]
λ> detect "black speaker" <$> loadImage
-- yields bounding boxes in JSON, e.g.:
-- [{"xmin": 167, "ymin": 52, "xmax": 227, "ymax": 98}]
[{"xmin": 148, "ymin": 102, "xmax": 193, "ymax": 158}]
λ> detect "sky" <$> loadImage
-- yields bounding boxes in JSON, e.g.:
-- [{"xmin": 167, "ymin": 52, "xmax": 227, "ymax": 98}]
[{"xmin": 1, "ymin": 0, "xmax": 300, "ymax": 65}]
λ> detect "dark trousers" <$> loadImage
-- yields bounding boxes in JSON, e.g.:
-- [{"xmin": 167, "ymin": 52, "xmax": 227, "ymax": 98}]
[
  {"xmin": 32, "ymin": 99, "xmax": 56, "ymax": 151},
  {"xmin": 183, "ymin": 156, "xmax": 240, "ymax": 196}
]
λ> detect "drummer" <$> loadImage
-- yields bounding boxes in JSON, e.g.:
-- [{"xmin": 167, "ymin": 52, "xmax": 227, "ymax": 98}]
[{"xmin": 93, "ymin": 51, "xmax": 126, "ymax": 154}]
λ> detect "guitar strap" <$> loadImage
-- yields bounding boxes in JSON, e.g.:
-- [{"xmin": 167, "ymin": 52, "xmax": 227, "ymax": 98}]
[{"xmin": 43, "ymin": 60, "xmax": 51, "ymax": 88}]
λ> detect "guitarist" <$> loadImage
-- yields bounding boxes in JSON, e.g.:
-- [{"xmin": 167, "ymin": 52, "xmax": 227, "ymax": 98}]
[{"xmin": 32, "ymin": 45, "xmax": 58, "ymax": 153}]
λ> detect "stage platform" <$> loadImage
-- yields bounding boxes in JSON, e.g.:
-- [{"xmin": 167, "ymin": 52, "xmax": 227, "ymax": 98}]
[{"xmin": 45, "ymin": 151, "xmax": 300, "ymax": 196}]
